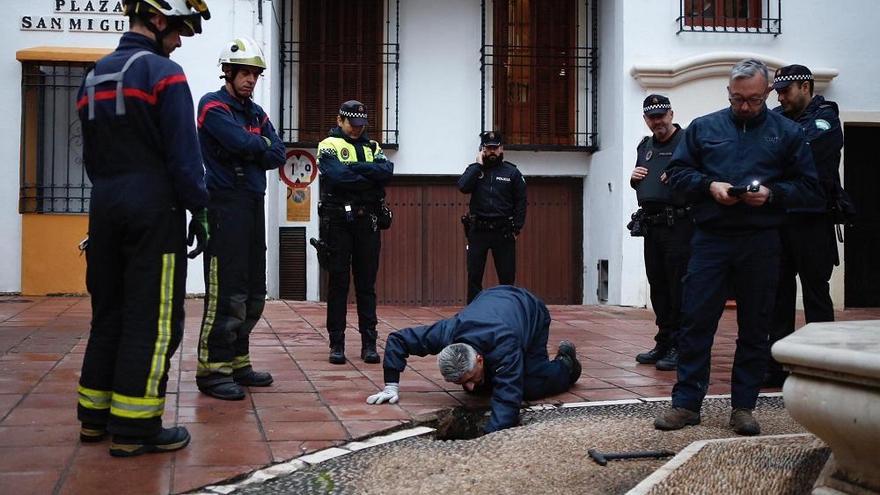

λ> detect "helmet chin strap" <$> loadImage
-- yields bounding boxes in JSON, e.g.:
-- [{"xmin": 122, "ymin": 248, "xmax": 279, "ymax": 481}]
[
  {"xmin": 138, "ymin": 13, "xmax": 182, "ymax": 57},
  {"xmin": 221, "ymin": 66, "xmax": 254, "ymax": 101}
]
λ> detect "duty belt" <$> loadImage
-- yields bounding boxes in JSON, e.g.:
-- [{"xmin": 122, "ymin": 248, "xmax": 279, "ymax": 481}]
[
  {"xmin": 469, "ymin": 215, "xmax": 512, "ymax": 231},
  {"xmin": 642, "ymin": 206, "xmax": 689, "ymax": 226},
  {"xmin": 319, "ymin": 201, "xmax": 380, "ymax": 219}
]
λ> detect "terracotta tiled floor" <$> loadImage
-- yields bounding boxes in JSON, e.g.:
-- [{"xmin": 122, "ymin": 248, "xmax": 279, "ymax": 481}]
[{"xmin": 1, "ymin": 296, "xmax": 878, "ymax": 494}]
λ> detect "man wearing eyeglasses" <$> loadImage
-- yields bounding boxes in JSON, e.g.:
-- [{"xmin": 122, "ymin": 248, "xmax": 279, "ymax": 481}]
[{"xmin": 654, "ymin": 59, "xmax": 823, "ymax": 436}]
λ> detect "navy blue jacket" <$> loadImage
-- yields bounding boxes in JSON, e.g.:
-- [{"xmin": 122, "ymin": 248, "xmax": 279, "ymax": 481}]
[
  {"xmin": 317, "ymin": 127, "xmax": 394, "ymax": 205},
  {"xmin": 382, "ymin": 286, "xmax": 551, "ymax": 433},
  {"xmin": 773, "ymin": 95, "xmax": 844, "ymax": 213},
  {"xmin": 458, "ymin": 161, "xmax": 527, "ymax": 231},
  {"xmin": 197, "ymin": 87, "xmax": 286, "ymax": 194},
  {"xmin": 667, "ymin": 106, "xmax": 823, "ymax": 229},
  {"xmin": 77, "ymin": 32, "xmax": 207, "ymax": 212}
]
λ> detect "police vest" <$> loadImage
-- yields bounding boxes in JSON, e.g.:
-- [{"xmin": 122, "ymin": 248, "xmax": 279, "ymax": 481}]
[
  {"xmin": 318, "ymin": 136, "xmax": 378, "ymax": 164},
  {"xmin": 635, "ymin": 128, "xmax": 686, "ymax": 207}
]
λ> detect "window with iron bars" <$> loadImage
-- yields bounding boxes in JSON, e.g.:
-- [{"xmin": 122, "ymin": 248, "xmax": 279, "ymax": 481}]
[
  {"xmin": 20, "ymin": 61, "xmax": 91, "ymax": 214},
  {"xmin": 678, "ymin": 0, "xmax": 782, "ymax": 35},
  {"xmin": 279, "ymin": 0, "xmax": 400, "ymax": 148},
  {"xmin": 481, "ymin": 0, "xmax": 598, "ymax": 151}
]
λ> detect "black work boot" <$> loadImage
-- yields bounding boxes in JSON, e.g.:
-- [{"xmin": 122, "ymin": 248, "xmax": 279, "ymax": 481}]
[
  {"xmin": 636, "ymin": 346, "xmax": 668, "ymax": 364},
  {"xmin": 655, "ymin": 347, "xmax": 679, "ymax": 371},
  {"xmin": 109, "ymin": 426, "xmax": 190, "ymax": 457},
  {"xmin": 554, "ymin": 340, "xmax": 582, "ymax": 385},
  {"xmin": 197, "ymin": 373, "xmax": 246, "ymax": 400},
  {"xmin": 80, "ymin": 423, "xmax": 107, "ymax": 443},
  {"xmin": 328, "ymin": 332, "xmax": 346, "ymax": 364},
  {"xmin": 360, "ymin": 329, "xmax": 380, "ymax": 364},
  {"xmin": 233, "ymin": 366, "xmax": 274, "ymax": 387}
]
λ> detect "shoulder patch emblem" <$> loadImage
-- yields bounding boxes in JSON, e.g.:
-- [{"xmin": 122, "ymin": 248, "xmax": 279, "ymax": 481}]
[
  {"xmin": 815, "ymin": 119, "xmax": 831, "ymax": 131},
  {"xmin": 645, "ymin": 150, "xmax": 653, "ymax": 161},
  {"xmin": 340, "ymin": 148, "xmax": 350, "ymax": 160}
]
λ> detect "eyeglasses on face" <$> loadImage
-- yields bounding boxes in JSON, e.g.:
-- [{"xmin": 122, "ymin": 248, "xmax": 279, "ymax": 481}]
[{"xmin": 728, "ymin": 94, "xmax": 766, "ymax": 107}]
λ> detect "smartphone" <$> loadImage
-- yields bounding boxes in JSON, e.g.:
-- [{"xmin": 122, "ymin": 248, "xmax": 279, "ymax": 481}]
[{"xmin": 728, "ymin": 185, "xmax": 748, "ymax": 196}]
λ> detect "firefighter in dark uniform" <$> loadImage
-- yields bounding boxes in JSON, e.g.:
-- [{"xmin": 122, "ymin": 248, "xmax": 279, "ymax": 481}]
[
  {"xmin": 766, "ymin": 64, "xmax": 847, "ymax": 387},
  {"xmin": 317, "ymin": 101, "xmax": 394, "ymax": 365},
  {"xmin": 75, "ymin": 0, "xmax": 211, "ymax": 457},
  {"xmin": 364, "ymin": 286, "xmax": 582, "ymax": 433},
  {"xmin": 630, "ymin": 95, "xmax": 692, "ymax": 372},
  {"xmin": 655, "ymin": 59, "xmax": 823, "ymax": 436},
  {"xmin": 194, "ymin": 37, "xmax": 286, "ymax": 400},
  {"xmin": 458, "ymin": 131, "xmax": 527, "ymax": 304}
]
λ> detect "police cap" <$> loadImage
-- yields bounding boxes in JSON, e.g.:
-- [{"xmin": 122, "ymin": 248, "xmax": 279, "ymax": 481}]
[
  {"xmin": 339, "ymin": 100, "xmax": 368, "ymax": 126},
  {"xmin": 643, "ymin": 94, "xmax": 672, "ymax": 116},
  {"xmin": 772, "ymin": 64, "xmax": 813, "ymax": 91},
  {"xmin": 480, "ymin": 130, "xmax": 503, "ymax": 147}
]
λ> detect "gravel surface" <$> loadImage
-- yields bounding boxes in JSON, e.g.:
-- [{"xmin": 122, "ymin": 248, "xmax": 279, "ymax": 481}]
[{"xmin": 227, "ymin": 397, "xmax": 811, "ymax": 495}]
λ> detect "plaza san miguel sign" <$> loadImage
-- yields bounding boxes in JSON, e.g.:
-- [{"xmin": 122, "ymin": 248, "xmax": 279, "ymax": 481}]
[{"xmin": 21, "ymin": 1, "xmax": 128, "ymax": 34}]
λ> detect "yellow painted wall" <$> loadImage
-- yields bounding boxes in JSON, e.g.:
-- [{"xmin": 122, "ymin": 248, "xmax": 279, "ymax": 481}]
[{"xmin": 22, "ymin": 214, "xmax": 88, "ymax": 295}]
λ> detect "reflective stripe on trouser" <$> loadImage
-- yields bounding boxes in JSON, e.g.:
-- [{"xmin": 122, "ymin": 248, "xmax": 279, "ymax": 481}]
[
  {"xmin": 196, "ymin": 191, "xmax": 266, "ymax": 379},
  {"xmin": 78, "ymin": 198, "xmax": 185, "ymax": 437}
]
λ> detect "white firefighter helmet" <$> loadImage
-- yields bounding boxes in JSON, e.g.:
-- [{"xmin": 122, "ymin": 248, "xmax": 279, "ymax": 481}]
[
  {"xmin": 218, "ymin": 37, "xmax": 267, "ymax": 70},
  {"xmin": 123, "ymin": 0, "xmax": 211, "ymax": 36}
]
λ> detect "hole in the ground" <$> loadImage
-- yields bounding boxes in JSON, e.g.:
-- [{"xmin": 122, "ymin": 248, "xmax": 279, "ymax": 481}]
[{"xmin": 431, "ymin": 407, "xmax": 491, "ymax": 441}]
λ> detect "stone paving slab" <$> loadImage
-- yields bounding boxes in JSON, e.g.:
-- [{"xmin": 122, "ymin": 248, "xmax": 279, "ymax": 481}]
[
  {"xmin": 0, "ymin": 296, "xmax": 878, "ymax": 494},
  {"xmin": 219, "ymin": 396, "xmax": 805, "ymax": 495}
]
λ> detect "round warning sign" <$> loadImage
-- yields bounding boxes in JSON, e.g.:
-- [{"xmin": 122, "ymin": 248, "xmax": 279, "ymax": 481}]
[{"xmin": 279, "ymin": 149, "xmax": 318, "ymax": 189}]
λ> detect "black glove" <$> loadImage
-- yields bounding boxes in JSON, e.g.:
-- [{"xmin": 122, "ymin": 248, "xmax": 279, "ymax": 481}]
[{"xmin": 187, "ymin": 209, "xmax": 210, "ymax": 259}]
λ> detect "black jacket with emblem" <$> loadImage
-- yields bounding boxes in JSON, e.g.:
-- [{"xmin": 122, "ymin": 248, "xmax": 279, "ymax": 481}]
[
  {"xmin": 458, "ymin": 160, "xmax": 527, "ymax": 230},
  {"xmin": 773, "ymin": 95, "xmax": 844, "ymax": 213},
  {"xmin": 631, "ymin": 124, "xmax": 687, "ymax": 209}
]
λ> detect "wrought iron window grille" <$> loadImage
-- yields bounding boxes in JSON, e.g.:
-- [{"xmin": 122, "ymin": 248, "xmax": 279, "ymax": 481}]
[
  {"xmin": 279, "ymin": 0, "xmax": 400, "ymax": 149},
  {"xmin": 20, "ymin": 61, "xmax": 91, "ymax": 214},
  {"xmin": 481, "ymin": 0, "xmax": 598, "ymax": 152},
  {"xmin": 677, "ymin": 0, "xmax": 782, "ymax": 36}
]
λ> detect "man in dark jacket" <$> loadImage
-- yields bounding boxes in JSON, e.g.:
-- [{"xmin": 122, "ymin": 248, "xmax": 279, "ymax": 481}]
[
  {"xmin": 654, "ymin": 59, "xmax": 823, "ymax": 436},
  {"xmin": 365, "ymin": 286, "xmax": 581, "ymax": 433},
  {"xmin": 458, "ymin": 131, "xmax": 527, "ymax": 303},
  {"xmin": 318, "ymin": 101, "xmax": 394, "ymax": 365},
  {"xmin": 630, "ymin": 95, "xmax": 692, "ymax": 371},
  {"xmin": 766, "ymin": 64, "xmax": 846, "ymax": 387},
  {"xmin": 76, "ymin": 0, "xmax": 211, "ymax": 457},
  {"xmin": 194, "ymin": 37, "xmax": 286, "ymax": 400}
]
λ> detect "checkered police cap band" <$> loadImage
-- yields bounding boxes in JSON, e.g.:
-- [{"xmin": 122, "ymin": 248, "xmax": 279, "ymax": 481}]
[
  {"xmin": 340, "ymin": 110, "xmax": 368, "ymax": 119},
  {"xmin": 774, "ymin": 74, "xmax": 813, "ymax": 84},
  {"xmin": 643, "ymin": 103, "xmax": 672, "ymax": 112}
]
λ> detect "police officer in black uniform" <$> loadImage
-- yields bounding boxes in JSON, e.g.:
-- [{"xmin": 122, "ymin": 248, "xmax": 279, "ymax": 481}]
[
  {"xmin": 766, "ymin": 64, "xmax": 847, "ymax": 387},
  {"xmin": 630, "ymin": 95, "xmax": 692, "ymax": 371},
  {"xmin": 458, "ymin": 131, "xmax": 527, "ymax": 304},
  {"xmin": 317, "ymin": 101, "xmax": 394, "ymax": 365}
]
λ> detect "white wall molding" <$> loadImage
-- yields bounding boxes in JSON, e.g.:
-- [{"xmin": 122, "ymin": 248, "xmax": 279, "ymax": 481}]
[{"xmin": 630, "ymin": 52, "xmax": 838, "ymax": 92}]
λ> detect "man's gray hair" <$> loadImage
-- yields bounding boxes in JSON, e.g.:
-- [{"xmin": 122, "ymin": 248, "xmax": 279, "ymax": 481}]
[
  {"xmin": 730, "ymin": 58, "xmax": 769, "ymax": 84},
  {"xmin": 437, "ymin": 343, "xmax": 478, "ymax": 382}
]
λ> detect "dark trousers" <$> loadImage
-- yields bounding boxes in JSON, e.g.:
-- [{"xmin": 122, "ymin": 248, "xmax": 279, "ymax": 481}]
[
  {"xmin": 324, "ymin": 209, "xmax": 381, "ymax": 346},
  {"xmin": 768, "ymin": 214, "xmax": 836, "ymax": 373},
  {"xmin": 673, "ymin": 228, "xmax": 780, "ymax": 412},
  {"xmin": 466, "ymin": 229, "xmax": 516, "ymax": 303},
  {"xmin": 644, "ymin": 219, "xmax": 694, "ymax": 349},
  {"xmin": 78, "ymin": 195, "xmax": 186, "ymax": 437},
  {"xmin": 197, "ymin": 191, "xmax": 267, "ymax": 381}
]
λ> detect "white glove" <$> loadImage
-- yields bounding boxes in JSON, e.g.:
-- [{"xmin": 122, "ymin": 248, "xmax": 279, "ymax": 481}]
[{"xmin": 366, "ymin": 383, "xmax": 399, "ymax": 404}]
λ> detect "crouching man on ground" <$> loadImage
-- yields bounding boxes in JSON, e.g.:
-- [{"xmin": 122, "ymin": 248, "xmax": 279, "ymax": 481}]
[{"xmin": 365, "ymin": 285, "xmax": 582, "ymax": 433}]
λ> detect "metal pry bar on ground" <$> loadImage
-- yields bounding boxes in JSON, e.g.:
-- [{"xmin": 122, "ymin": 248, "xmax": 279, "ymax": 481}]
[{"xmin": 587, "ymin": 449, "xmax": 676, "ymax": 466}]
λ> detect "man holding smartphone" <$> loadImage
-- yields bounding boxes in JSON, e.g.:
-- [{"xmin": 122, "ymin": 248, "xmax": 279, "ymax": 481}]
[
  {"xmin": 458, "ymin": 131, "xmax": 527, "ymax": 304},
  {"xmin": 656, "ymin": 59, "xmax": 823, "ymax": 436}
]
